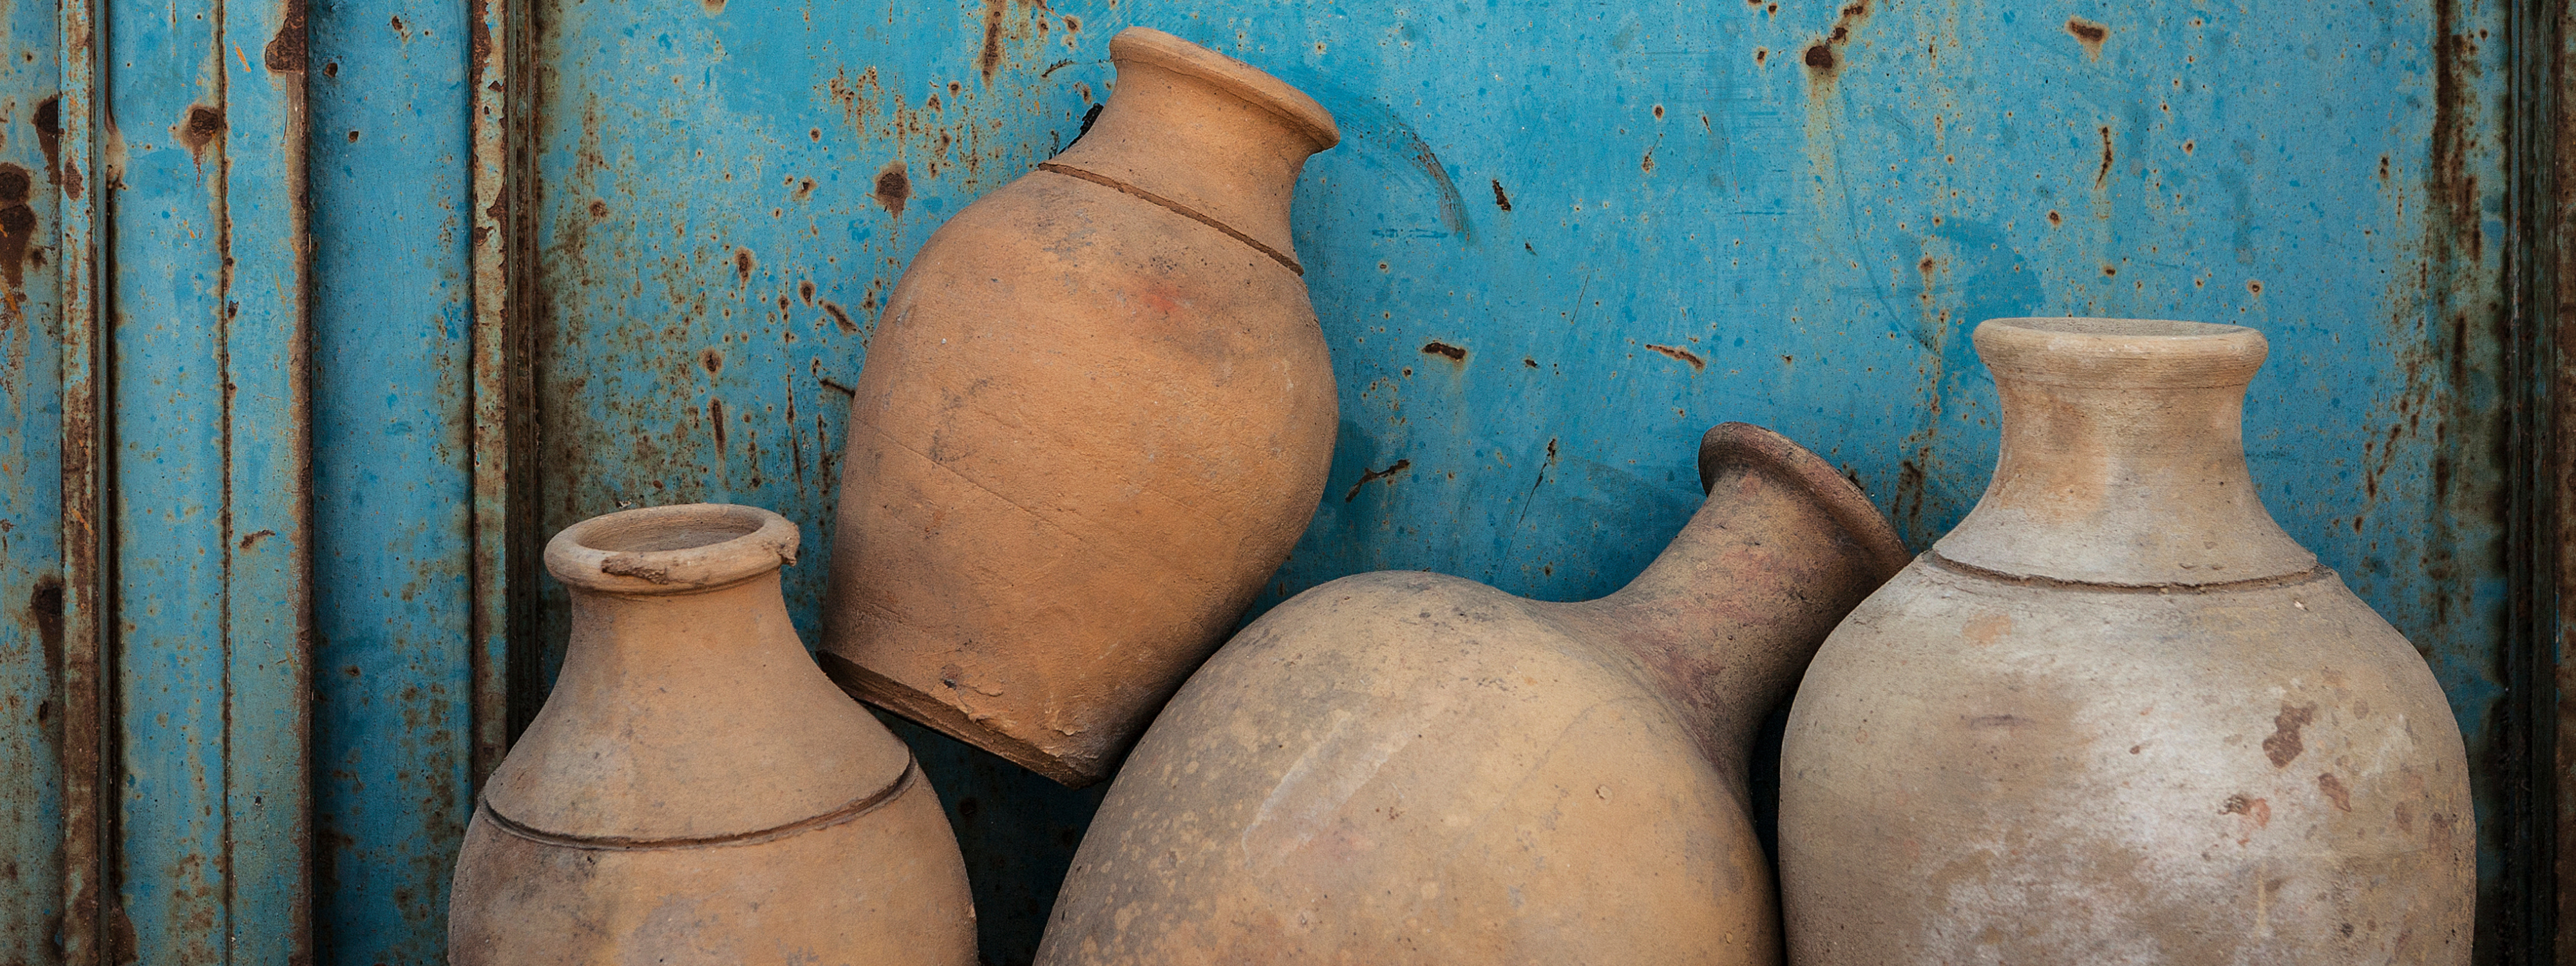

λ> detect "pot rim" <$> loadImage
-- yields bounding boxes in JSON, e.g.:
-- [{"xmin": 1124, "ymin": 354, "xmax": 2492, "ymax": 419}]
[
  {"xmin": 1975, "ymin": 316, "xmax": 2268, "ymax": 388},
  {"xmin": 545, "ymin": 503, "xmax": 800, "ymax": 596},
  {"xmin": 1110, "ymin": 26, "xmax": 1341, "ymax": 151},
  {"xmin": 1698, "ymin": 422, "xmax": 1913, "ymax": 581}
]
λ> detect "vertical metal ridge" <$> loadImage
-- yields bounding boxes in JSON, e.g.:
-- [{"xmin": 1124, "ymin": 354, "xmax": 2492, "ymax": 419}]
[
  {"xmin": 2534, "ymin": 0, "xmax": 2576, "ymax": 954},
  {"xmin": 467, "ymin": 0, "xmax": 514, "ymax": 788},
  {"xmin": 53, "ymin": 0, "xmax": 107, "ymax": 954}
]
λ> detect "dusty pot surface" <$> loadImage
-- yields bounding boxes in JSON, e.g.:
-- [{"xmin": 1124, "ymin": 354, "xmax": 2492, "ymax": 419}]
[
  {"xmin": 1037, "ymin": 424, "xmax": 1909, "ymax": 965},
  {"xmin": 448, "ymin": 504, "xmax": 976, "ymax": 965},
  {"xmin": 1779, "ymin": 319, "xmax": 2474, "ymax": 965},
  {"xmin": 820, "ymin": 26, "xmax": 1342, "ymax": 788}
]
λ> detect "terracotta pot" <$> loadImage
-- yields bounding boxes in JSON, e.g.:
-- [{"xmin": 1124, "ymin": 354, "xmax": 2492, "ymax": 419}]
[
  {"xmin": 819, "ymin": 26, "xmax": 1343, "ymax": 788},
  {"xmin": 448, "ymin": 504, "xmax": 976, "ymax": 965},
  {"xmin": 1036, "ymin": 424, "xmax": 1909, "ymax": 965},
  {"xmin": 1778, "ymin": 319, "xmax": 2473, "ymax": 965}
]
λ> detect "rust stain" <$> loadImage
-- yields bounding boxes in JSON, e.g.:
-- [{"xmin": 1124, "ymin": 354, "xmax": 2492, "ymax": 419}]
[
  {"xmin": 2264, "ymin": 703, "xmax": 2316, "ymax": 767},
  {"xmin": 1801, "ymin": 3, "xmax": 1870, "ymax": 77},
  {"xmin": 2318, "ymin": 772, "xmax": 2353, "ymax": 812},
  {"xmin": 236, "ymin": 529, "xmax": 274, "ymax": 551},
  {"xmin": 2065, "ymin": 17, "xmax": 2107, "ymax": 58},
  {"xmin": 1344, "ymin": 459, "xmax": 1412, "ymax": 502},
  {"xmin": 2095, "ymin": 126, "xmax": 2114, "ymax": 187},
  {"xmin": 699, "ymin": 348, "xmax": 724, "ymax": 375},
  {"xmin": 32, "ymin": 97, "xmax": 61, "ymax": 184},
  {"xmin": 178, "ymin": 104, "xmax": 225, "ymax": 164},
  {"xmin": 822, "ymin": 301, "xmax": 855, "ymax": 334},
  {"xmin": 1420, "ymin": 341, "xmax": 1466, "ymax": 363},
  {"xmin": 874, "ymin": 162, "xmax": 910, "ymax": 216},
  {"xmin": 28, "ymin": 578, "xmax": 61, "ymax": 686},
  {"xmin": 798, "ymin": 279, "xmax": 815, "ymax": 305},
  {"xmin": 978, "ymin": 0, "xmax": 1010, "ymax": 80},
  {"xmin": 1490, "ymin": 178, "xmax": 1511, "ymax": 211},
  {"xmin": 1645, "ymin": 343, "xmax": 1705, "ymax": 370},
  {"xmin": 265, "ymin": 0, "xmax": 308, "ymax": 72},
  {"xmin": 709, "ymin": 398, "xmax": 728, "ymax": 451},
  {"xmin": 0, "ymin": 165, "xmax": 34, "ymax": 289},
  {"xmin": 733, "ymin": 247, "xmax": 755, "ymax": 285}
]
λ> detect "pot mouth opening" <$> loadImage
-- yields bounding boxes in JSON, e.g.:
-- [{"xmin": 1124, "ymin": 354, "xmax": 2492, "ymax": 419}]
[
  {"xmin": 1698, "ymin": 422, "xmax": 1913, "ymax": 582},
  {"xmin": 546, "ymin": 503, "xmax": 800, "ymax": 595},
  {"xmin": 1110, "ymin": 26, "xmax": 1341, "ymax": 151},
  {"xmin": 1975, "ymin": 316, "xmax": 2268, "ymax": 388}
]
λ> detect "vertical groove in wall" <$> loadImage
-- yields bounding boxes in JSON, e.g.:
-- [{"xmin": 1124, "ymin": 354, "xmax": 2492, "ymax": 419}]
[
  {"xmin": 466, "ymin": 0, "xmax": 514, "ymax": 786},
  {"xmin": 502, "ymin": 0, "xmax": 544, "ymax": 743},
  {"xmin": 52, "ymin": 0, "xmax": 106, "ymax": 954}
]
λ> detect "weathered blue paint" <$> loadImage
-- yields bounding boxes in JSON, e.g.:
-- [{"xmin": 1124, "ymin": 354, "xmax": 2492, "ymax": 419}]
[
  {"xmin": 0, "ymin": 0, "xmax": 66, "ymax": 953},
  {"xmin": 308, "ymin": 0, "xmax": 481, "ymax": 957},
  {"xmin": 528, "ymin": 0, "xmax": 2519, "ymax": 960},
  {"xmin": 102, "ymin": 0, "xmax": 310, "ymax": 956}
]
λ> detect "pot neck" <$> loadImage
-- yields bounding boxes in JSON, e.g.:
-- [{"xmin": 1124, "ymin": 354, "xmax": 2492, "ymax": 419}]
[
  {"xmin": 1931, "ymin": 318, "xmax": 2316, "ymax": 585},
  {"xmin": 1557, "ymin": 424, "xmax": 1910, "ymax": 768},
  {"xmin": 1046, "ymin": 27, "xmax": 1338, "ymax": 267}
]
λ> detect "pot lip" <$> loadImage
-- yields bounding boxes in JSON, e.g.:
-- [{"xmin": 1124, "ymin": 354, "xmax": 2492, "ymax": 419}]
[
  {"xmin": 1975, "ymin": 316, "xmax": 2268, "ymax": 388},
  {"xmin": 1110, "ymin": 26, "xmax": 1341, "ymax": 151},
  {"xmin": 1698, "ymin": 422, "xmax": 1913, "ymax": 581},
  {"xmin": 545, "ymin": 503, "xmax": 800, "ymax": 596}
]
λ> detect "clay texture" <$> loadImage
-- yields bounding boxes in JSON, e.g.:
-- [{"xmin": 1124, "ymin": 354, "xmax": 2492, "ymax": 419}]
[
  {"xmin": 821, "ymin": 26, "xmax": 1343, "ymax": 787},
  {"xmin": 1779, "ymin": 319, "xmax": 2473, "ymax": 965},
  {"xmin": 1037, "ymin": 424, "xmax": 1909, "ymax": 965},
  {"xmin": 449, "ymin": 504, "xmax": 976, "ymax": 965}
]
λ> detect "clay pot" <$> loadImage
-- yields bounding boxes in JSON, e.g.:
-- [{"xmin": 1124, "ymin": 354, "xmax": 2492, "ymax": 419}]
[
  {"xmin": 1778, "ymin": 319, "xmax": 2473, "ymax": 965},
  {"xmin": 1037, "ymin": 424, "xmax": 1910, "ymax": 965},
  {"xmin": 448, "ymin": 504, "xmax": 976, "ymax": 965},
  {"xmin": 819, "ymin": 26, "xmax": 1343, "ymax": 788}
]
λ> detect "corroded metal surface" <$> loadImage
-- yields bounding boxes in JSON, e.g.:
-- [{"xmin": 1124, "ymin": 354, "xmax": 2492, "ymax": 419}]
[{"xmin": 525, "ymin": 1, "xmax": 2524, "ymax": 961}]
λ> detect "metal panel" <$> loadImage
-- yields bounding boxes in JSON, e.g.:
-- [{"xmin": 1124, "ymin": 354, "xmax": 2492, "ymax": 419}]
[
  {"xmin": 307, "ymin": 0, "xmax": 483, "ymax": 956},
  {"xmin": 0, "ymin": 0, "xmax": 66, "ymax": 954},
  {"xmin": 100, "ymin": 0, "xmax": 310, "ymax": 954},
  {"xmin": 526, "ymin": 0, "xmax": 2528, "ymax": 961}
]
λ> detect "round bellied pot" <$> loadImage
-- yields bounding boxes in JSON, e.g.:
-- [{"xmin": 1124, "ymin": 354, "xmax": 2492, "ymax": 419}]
[
  {"xmin": 820, "ymin": 26, "xmax": 1342, "ymax": 788},
  {"xmin": 448, "ymin": 504, "xmax": 976, "ymax": 965},
  {"xmin": 1036, "ymin": 424, "xmax": 1911, "ymax": 965},
  {"xmin": 1778, "ymin": 318, "xmax": 2473, "ymax": 965}
]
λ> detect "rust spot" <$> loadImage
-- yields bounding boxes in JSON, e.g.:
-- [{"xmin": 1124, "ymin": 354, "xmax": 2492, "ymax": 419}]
[
  {"xmin": 822, "ymin": 301, "xmax": 855, "ymax": 334},
  {"xmin": 2263, "ymin": 703, "xmax": 2316, "ymax": 767},
  {"xmin": 874, "ymin": 162, "xmax": 910, "ymax": 216},
  {"xmin": 1421, "ymin": 341, "xmax": 1466, "ymax": 362},
  {"xmin": 2103, "ymin": 265, "xmax": 2117, "ymax": 276},
  {"xmin": 2246, "ymin": 279, "xmax": 2264, "ymax": 296},
  {"xmin": 978, "ymin": 0, "xmax": 1010, "ymax": 80},
  {"xmin": 799, "ymin": 279, "xmax": 816, "ymax": 304},
  {"xmin": 2318, "ymin": 772, "xmax": 2353, "ymax": 811},
  {"xmin": 346, "ymin": 130, "xmax": 359, "ymax": 142},
  {"xmin": 1344, "ymin": 459, "xmax": 1412, "ymax": 502},
  {"xmin": 28, "ymin": 578, "xmax": 61, "ymax": 681},
  {"xmin": 2378, "ymin": 154, "xmax": 2390, "ymax": 181},
  {"xmin": 236, "ymin": 529, "xmax": 274, "ymax": 551},
  {"xmin": 32, "ymin": 97, "xmax": 61, "ymax": 184},
  {"xmin": 699, "ymin": 348, "xmax": 724, "ymax": 375},
  {"xmin": 180, "ymin": 105, "xmax": 226, "ymax": 163},
  {"xmin": 2065, "ymin": 17, "xmax": 2107, "ymax": 57},
  {"xmin": 733, "ymin": 247, "xmax": 755, "ymax": 284},
  {"xmin": 0, "ymin": 165, "xmax": 35, "ymax": 288},
  {"xmin": 1755, "ymin": 48, "xmax": 1768, "ymax": 65},
  {"xmin": 2047, "ymin": 210, "xmax": 2062, "ymax": 227},
  {"xmin": 709, "ymin": 397, "xmax": 728, "ymax": 451},
  {"xmin": 1652, "ymin": 104, "xmax": 1665, "ymax": 120},
  {"xmin": 265, "ymin": 0, "xmax": 308, "ymax": 72},
  {"xmin": 1490, "ymin": 178, "xmax": 1512, "ymax": 211},
  {"xmin": 1803, "ymin": 3, "xmax": 1870, "ymax": 75},
  {"xmin": 1803, "ymin": 44, "xmax": 1836, "ymax": 69},
  {"xmin": 1645, "ymin": 343, "xmax": 1706, "ymax": 370},
  {"xmin": 1523, "ymin": 357, "xmax": 1539, "ymax": 368},
  {"xmin": 703, "ymin": 0, "xmax": 724, "ymax": 12},
  {"xmin": 2095, "ymin": 125, "xmax": 2114, "ymax": 187},
  {"xmin": 323, "ymin": 61, "xmax": 338, "ymax": 77},
  {"xmin": 810, "ymin": 128, "xmax": 822, "ymax": 141},
  {"xmin": 587, "ymin": 198, "xmax": 608, "ymax": 221}
]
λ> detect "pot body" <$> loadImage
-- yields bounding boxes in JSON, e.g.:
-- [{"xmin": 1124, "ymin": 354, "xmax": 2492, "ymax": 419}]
[
  {"xmin": 821, "ymin": 27, "xmax": 1341, "ymax": 787},
  {"xmin": 448, "ymin": 504, "xmax": 976, "ymax": 965},
  {"xmin": 1778, "ymin": 319, "xmax": 2473, "ymax": 965},
  {"xmin": 1038, "ymin": 424, "xmax": 1911, "ymax": 965}
]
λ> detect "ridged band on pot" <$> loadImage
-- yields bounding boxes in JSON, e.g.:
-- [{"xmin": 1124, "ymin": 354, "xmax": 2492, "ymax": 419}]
[
  {"xmin": 1778, "ymin": 319, "xmax": 2473, "ymax": 965},
  {"xmin": 1037, "ymin": 424, "xmax": 1905, "ymax": 965},
  {"xmin": 451, "ymin": 504, "xmax": 977, "ymax": 965},
  {"xmin": 820, "ymin": 27, "xmax": 1342, "ymax": 788}
]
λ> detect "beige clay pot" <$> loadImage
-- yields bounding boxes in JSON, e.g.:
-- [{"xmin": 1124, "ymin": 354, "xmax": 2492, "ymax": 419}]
[
  {"xmin": 1037, "ymin": 424, "xmax": 1909, "ymax": 965},
  {"xmin": 1779, "ymin": 319, "xmax": 2474, "ymax": 965},
  {"xmin": 448, "ymin": 504, "xmax": 976, "ymax": 965},
  {"xmin": 821, "ymin": 26, "xmax": 1343, "ymax": 788}
]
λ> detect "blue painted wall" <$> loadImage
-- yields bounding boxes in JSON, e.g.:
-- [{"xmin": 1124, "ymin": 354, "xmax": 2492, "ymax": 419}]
[{"xmin": 526, "ymin": 0, "xmax": 2515, "ymax": 961}]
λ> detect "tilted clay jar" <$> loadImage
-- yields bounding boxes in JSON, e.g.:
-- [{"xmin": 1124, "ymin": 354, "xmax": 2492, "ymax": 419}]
[
  {"xmin": 1037, "ymin": 424, "xmax": 1910, "ymax": 965},
  {"xmin": 820, "ymin": 26, "xmax": 1342, "ymax": 788},
  {"xmin": 1779, "ymin": 319, "xmax": 2473, "ymax": 965},
  {"xmin": 448, "ymin": 504, "xmax": 976, "ymax": 965}
]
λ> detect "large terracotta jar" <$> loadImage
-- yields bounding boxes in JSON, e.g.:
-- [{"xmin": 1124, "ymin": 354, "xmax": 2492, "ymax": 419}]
[
  {"xmin": 820, "ymin": 26, "xmax": 1343, "ymax": 788},
  {"xmin": 1037, "ymin": 424, "xmax": 1910, "ymax": 965},
  {"xmin": 448, "ymin": 504, "xmax": 976, "ymax": 965},
  {"xmin": 1779, "ymin": 319, "xmax": 2473, "ymax": 965}
]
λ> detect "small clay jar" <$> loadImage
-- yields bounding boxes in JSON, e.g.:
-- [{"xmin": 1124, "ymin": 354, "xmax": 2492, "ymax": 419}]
[
  {"xmin": 448, "ymin": 504, "xmax": 976, "ymax": 965},
  {"xmin": 821, "ymin": 27, "xmax": 1343, "ymax": 787},
  {"xmin": 1778, "ymin": 319, "xmax": 2473, "ymax": 965},
  {"xmin": 1037, "ymin": 424, "xmax": 1909, "ymax": 965}
]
